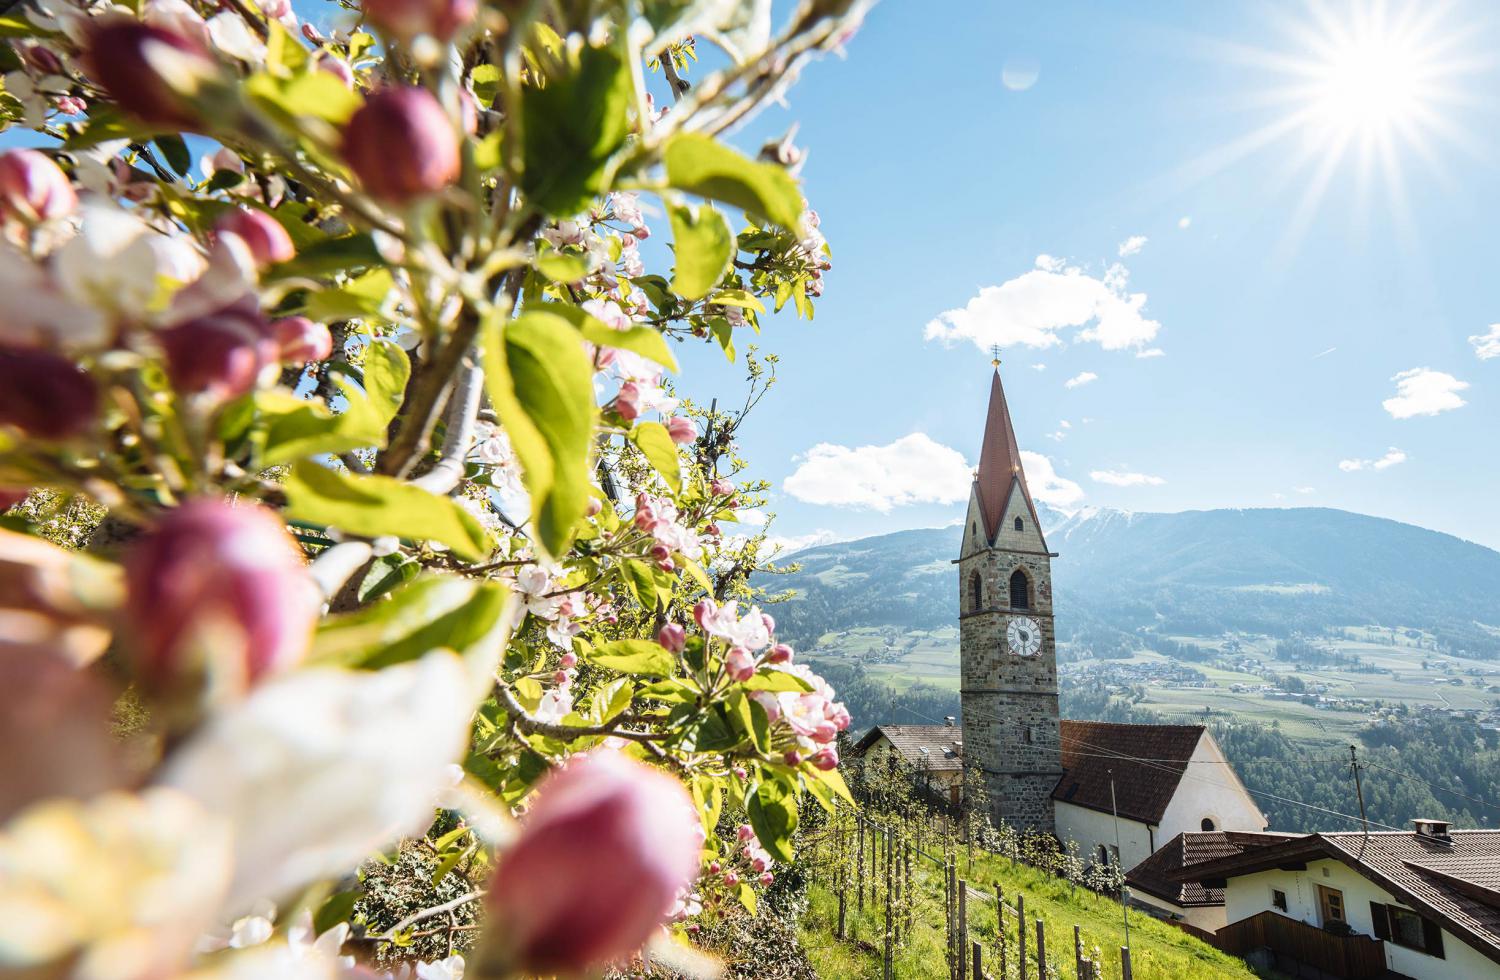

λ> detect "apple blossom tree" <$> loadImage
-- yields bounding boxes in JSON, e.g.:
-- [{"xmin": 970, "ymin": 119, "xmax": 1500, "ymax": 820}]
[{"xmin": 0, "ymin": 0, "xmax": 866, "ymax": 975}]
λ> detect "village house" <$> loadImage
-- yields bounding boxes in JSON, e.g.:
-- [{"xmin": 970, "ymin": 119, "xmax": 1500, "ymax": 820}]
[
  {"xmin": 854, "ymin": 722, "xmax": 966, "ymax": 806},
  {"xmin": 1172, "ymin": 821, "xmax": 1500, "ymax": 979}
]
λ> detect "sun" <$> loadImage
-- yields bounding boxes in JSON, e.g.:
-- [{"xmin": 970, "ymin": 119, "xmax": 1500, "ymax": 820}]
[{"xmin": 1167, "ymin": 1, "xmax": 1486, "ymax": 255}]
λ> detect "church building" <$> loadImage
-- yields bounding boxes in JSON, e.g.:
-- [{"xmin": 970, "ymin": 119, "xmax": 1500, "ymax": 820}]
[{"xmin": 861, "ymin": 364, "xmax": 1266, "ymax": 914}]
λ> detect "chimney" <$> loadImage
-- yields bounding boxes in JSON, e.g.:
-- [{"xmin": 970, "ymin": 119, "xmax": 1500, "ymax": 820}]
[
  {"xmin": 944, "ymin": 716, "xmax": 956, "ymax": 728},
  {"xmin": 1413, "ymin": 819, "xmax": 1451, "ymax": 840}
]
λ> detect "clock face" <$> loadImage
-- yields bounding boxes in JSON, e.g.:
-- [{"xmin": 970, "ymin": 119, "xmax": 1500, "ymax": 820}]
[{"xmin": 1007, "ymin": 616, "xmax": 1043, "ymax": 657}]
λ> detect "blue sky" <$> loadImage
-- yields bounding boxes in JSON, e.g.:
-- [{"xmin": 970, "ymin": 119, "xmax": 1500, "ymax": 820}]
[{"xmin": 672, "ymin": 0, "xmax": 1500, "ymax": 552}]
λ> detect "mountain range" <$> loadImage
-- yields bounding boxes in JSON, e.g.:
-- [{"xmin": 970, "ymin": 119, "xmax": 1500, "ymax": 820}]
[{"xmin": 765, "ymin": 505, "xmax": 1500, "ymax": 659}]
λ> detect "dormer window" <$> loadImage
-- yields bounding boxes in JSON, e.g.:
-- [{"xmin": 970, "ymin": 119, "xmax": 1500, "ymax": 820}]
[{"xmin": 1014, "ymin": 516, "xmax": 1023, "ymax": 532}]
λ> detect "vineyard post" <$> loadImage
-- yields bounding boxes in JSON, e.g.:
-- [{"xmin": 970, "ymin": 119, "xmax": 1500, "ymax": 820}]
[
  {"xmin": 836, "ymin": 811, "xmax": 847, "ymax": 939},
  {"xmin": 1120, "ymin": 945, "xmax": 1133, "ymax": 980},
  {"xmin": 883, "ymin": 827, "xmax": 895, "ymax": 980},
  {"xmin": 997, "ymin": 884, "xmax": 1007, "ymax": 979},
  {"xmin": 1035, "ymin": 918, "xmax": 1046, "ymax": 978},
  {"xmin": 905, "ymin": 843, "xmax": 913, "ymax": 934},
  {"xmin": 1018, "ymin": 894, "xmax": 1028, "ymax": 980},
  {"xmin": 958, "ymin": 878, "xmax": 969, "ymax": 980},
  {"xmin": 858, "ymin": 818, "xmax": 866, "ymax": 911},
  {"xmin": 1074, "ymin": 923, "xmax": 1083, "ymax": 979},
  {"xmin": 973, "ymin": 940, "xmax": 982, "ymax": 980}
]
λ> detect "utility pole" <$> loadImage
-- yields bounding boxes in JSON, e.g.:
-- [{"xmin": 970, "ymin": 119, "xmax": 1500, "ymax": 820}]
[
  {"xmin": 1350, "ymin": 744, "xmax": 1369, "ymax": 836},
  {"xmin": 1110, "ymin": 773, "xmax": 1132, "ymax": 954}
]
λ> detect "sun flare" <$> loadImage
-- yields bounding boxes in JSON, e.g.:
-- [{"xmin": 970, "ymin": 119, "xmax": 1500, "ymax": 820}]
[{"xmin": 1309, "ymin": 29, "xmax": 1427, "ymax": 133}]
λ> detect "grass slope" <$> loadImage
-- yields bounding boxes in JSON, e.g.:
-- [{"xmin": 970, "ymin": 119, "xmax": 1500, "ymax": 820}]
[{"xmin": 799, "ymin": 848, "xmax": 1257, "ymax": 979}]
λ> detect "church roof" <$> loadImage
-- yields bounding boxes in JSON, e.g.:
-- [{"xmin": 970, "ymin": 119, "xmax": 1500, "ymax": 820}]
[
  {"xmin": 1052, "ymin": 720, "xmax": 1207, "ymax": 824},
  {"xmin": 853, "ymin": 724, "xmax": 964, "ymax": 772},
  {"xmin": 975, "ymin": 368, "xmax": 1044, "ymax": 544}
]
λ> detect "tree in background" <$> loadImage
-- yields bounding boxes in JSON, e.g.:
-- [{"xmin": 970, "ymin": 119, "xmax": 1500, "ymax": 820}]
[{"xmin": 0, "ymin": 0, "xmax": 869, "ymax": 975}]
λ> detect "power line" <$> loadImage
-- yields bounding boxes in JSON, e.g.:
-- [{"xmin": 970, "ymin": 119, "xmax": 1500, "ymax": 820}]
[
  {"xmin": 1361, "ymin": 761, "xmax": 1500, "ymax": 815},
  {"xmin": 1056, "ymin": 732, "xmax": 1411, "ymax": 833}
]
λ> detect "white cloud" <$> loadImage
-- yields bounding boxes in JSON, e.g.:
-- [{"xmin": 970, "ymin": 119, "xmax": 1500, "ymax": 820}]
[
  {"xmin": 765, "ymin": 529, "xmax": 841, "ymax": 555},
  {"xmin": 1117, "ymin": 235, "xmax": 1148, "ymax": 257},
  {"xmin": 1019, "ymin": 450, "xmax": 1084, "ymax": 508},
  {"xmin": 1338, "ymin": 448, "xmax": 1407, "ymax": 472},
  {"xmin": 923, "ymin": 255, "xmax": 1162, "ymax": 354},
  {"xmin": 1135, "ymin": 348, "xmax": 1164, "ymax": 359},
  {"xmin": 1064, "ymin": 371, "xmax": 1098, "ymax": 389},
  {"xmin": 1030, "ymin": 363, "xmax": 1046, "ymax": 371},
  {"xmin": 1295, "ymin": 486, "xmax": 1316, "ymax": 495},
  {"xmin": 1178, "ymin": 216, "xmax": 1192, "ymax": 229},
  {"xmin": 1060, "ymin": 420, "xmax": 1072, "ymax": 429},
  {"xmin": 783, "ymin": 433, "xmax": 971, "ymax": 512},
  {"xmin": 1470, "ymin": 324, "xmax": 1500, "ymax": 360},
  {"xmin": 1090, "ymin": 469, "xmax": 1165, "ymax": 487},
  {"xmin": 1382, "ymin": 368, "xmax": 1468, "ymax": 419},
  {"xmin": 1313, "ymin": 346, "xmax": 1337, "ymax": 359}
]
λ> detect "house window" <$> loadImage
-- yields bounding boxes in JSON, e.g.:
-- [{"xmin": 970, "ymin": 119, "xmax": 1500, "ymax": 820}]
[
  {"xmin": 1014, "ymin": 516, "xmax": 1023, "ymax": 532},
  {"xmin": 970, "ymin": 572, "xmax": 983, "ymax": 611},
  {"xmin": 1201, "ymin": 817, "xmax": 1217, "ymax": 832},
  {"xmin": 1372, "ymin": 902, "xmax": 1445, "ymax": 958},
  {"xmin": 1317, "ymin": 885, "xmax": 1345, "ymax": 927},
  {"xmin": 1096, "ymin": 844, "xmax": 1119, "ymax": 867},
  {"xmin": 1009, "ymin": 569, "xmax": 1031, "ymax": 609},
  {"xmin": 1271, "ymin": 889, "xmax": 1288, "ymax": 912}
]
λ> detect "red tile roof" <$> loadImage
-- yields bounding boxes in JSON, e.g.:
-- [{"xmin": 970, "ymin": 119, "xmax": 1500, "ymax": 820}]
[
  {"xmin": 1053, "ymin": 720, "xmax": 1207, "ymax": 824},
  {"xmin": 976, "ymin": 369, "xmax": 1044, "ymax": 544}
]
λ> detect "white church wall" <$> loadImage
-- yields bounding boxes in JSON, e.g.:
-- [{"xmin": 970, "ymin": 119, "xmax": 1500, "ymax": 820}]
[
  {"xmin": 1054, "ymin": 799, "xmax": 1154, "ymax": 873},
  {"xmin": 1156, "ymin": 733, "xmax": 1267, "ymax": 841}
]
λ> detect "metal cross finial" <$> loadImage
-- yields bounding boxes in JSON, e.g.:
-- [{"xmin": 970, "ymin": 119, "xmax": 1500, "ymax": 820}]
[{"xmin": 989, "ymin": 344, "xmax": 1002, "ymax": 366}]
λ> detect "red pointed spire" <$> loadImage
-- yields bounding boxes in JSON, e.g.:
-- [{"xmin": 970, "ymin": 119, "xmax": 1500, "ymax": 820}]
[{"xmin": 976, "ymin": 368, "xmax": 1036, "ymax": 539}]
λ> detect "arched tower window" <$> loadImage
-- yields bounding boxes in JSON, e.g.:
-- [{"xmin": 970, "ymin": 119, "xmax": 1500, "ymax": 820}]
[
  {"xmin": 1013, "ymin": 516, "xmax": 1024, "ymax": 532},
  {"xmin": 1009, "ymin": 568, "xmax": 1031, "ymax": 610},
  {"xmin": 970, "ymin": 572, "xmax": 983, "ymax": 611}
]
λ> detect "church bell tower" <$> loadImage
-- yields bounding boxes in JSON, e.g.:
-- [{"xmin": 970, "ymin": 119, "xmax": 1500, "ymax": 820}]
[{"xmin": 958, "ymin": 365, "xmax": 1062, "ymax": 834}]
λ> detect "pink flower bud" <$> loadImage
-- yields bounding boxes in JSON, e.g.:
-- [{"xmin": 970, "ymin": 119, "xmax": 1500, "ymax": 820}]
[
  {"xmin": 341, "ymin": 87, "xmax": 459, "ymax": 203},
  {"xmin": 20, "ymin": 43, "xmax": 62, "ymax": 75},
  {"xmin": 633, "ymin": 505, "xmax": 657, "ymax": 531},
  {"xmin": 614, "ymin": 382, "xmax": 642, "ymax": 421},
  {"xmin": 812, "ymin": 746, "xmax": 839, "ymax": 771},
  {"xmin": 656, "ymin": 557, "xmax": 675, "ymax": 573},
  {"xmin": 158, "ymin": 301, "xmax": 279, "ymax": 400},
  {"xmin": 657, "ymin": 622, "xmax": 686, "ymax": 654},
  {"xmin": 552, "ymin": 669, "xmax": 569, "ymax": 686},
  {"xmin": 760, "ymin": 612, "xmax": 776, "ymax": 635},
  {"xmin": 84, "ymin": 17, "xmax": 214, "ymax": 128},
  {"xmin": 693, "ymin": 599, "xmax": 716, "ymax": 630},
  {"xmin": 302, "ymin": 21, "xmax": 325, "ymax": 44},
  {"xmin": 56, "ymin": 96, "xmax": 87, "ymax": 116},
  {"xmin": 665, "ymin": 416, "xmax": 696, "ymax": 444},
  {"xmin": 709, "ymin": 478, "xmax": 734, "ymax": 497},
  {"xmin": 362, "ymin": 0, "xmax": 476, "ymax": 41},
  {"xmin": 214, "ymin": 207, "xmax": 294, "ymax": 267},
  {"xmin": 783, "ymin": 749, "xmax": 802, "ymax": 767},
  {"xmin": 708, "ymin": 860, "xmax": 721, "ymax": 874},
  {"xmin": 271, "ymin": 316, "xmax": 333, "ymax": 363},
  {"xmin": 123, "ymin": 499, "xmax": 317, "ymax": 698},
  {"xmin": 725, "ymin": 646, "xmax": 755, "ymax": 682},
  {"xmin": 723, "ymin": 871, "xmax": 739, "ymax": 887},
  {"xmin": 737, "ymin": 824, "xmax": 755, "ymax": 842},
  {"xmin": 559, "ymin": 651, "xmax": 577, "ymax": 669},
  {"xmin": 313, "ymin": 52, "xmax": 354, "ymax": 88},
  {"xmin": 768, "ymin": 643, "xmax": 793, "ymax": 665},
  {"xmin": 0, "ymin": 149, "xmax": 76, "ymax": 223},
  {"xmin": 734, "ymin": 766, "xmax": 748, "ymax": 781},
  {"xmin": 0, "ymin": 347, "xmax": 97, "ymax": 440},
  {"xmin": 584, "ymin": 498, "xmax": 603, "ymax": 518},
  {"xmin": 649, "ymin": 543, "xmax": 671, "ymax": 562},
  {"xmin": 705, "ymin": 523, "xmax": 721, "ymax": 538},
  {"xmin": 485, "ymin": 750, "xmax": 702, "ymax": 975}
]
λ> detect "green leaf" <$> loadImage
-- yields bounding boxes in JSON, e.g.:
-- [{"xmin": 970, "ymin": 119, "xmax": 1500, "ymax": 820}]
[
  {"xmin": 747, "ymin": 777, "xmax": 798, "ymax": 864},
  {"xmin": 313, "ymin": 890, "xmax": 363, "ymax": 936},
  {"xmin": 310, "ymin": 576, "xmax": 508, "ymax": 669},
  {"xmin": 708, "ymin": 288, "xmax": 765, "ymax": 313},
  {"xmin": 273, "ymin": 233, "xmax": 380, "ymax": 278},
  {"xmin": 519, "ymin": 43, "xmax": 632, "ymax": 215},
  {"xmin": 742, "ymin": 669, "xmax": 814, "ymax": 693},
  {"xmin": 559, "ymin": 305, "xmax": 678, "ymax": 372},
  {"xmin": 481, "ymin": 310, "xmax": 596, "ymax": 557},
  {"xmin": 153, "ymin": 134, "xmax": 191, "ymax": 176},
  {"xmin": 663, "ymin": 133, "xmax": 803, "ymax": 229},
  {"xmin": 630, "ymin": 421, "xmax": 682, "ymax": 494},
  {"xmin": 679, "ymin": 556, "xmax": 713, "ymax": 597},
  {"xmin": 246, "ymin": 68, "xmax": 362, "ymax": 126},
  {"xmin": 811, "ymin": 764, "xmax": 855, "ymax": 808},
  {"xmin": 534, "ymin": 251, "xmax": 591, "ymax": 283},
  {"xmin": 588, "ymin": 639, "xmax": 675, "ymax": 677},
  {"xmin": 256, "ymin": 391, "xmax": 368, "ymax": 467},
  {"xmin": 668, "ymin": 201, "xmax": 733, "ymax": 301},
  {"xmin": 335, "ymin": 340, "xmax": 409, "ymax": 437},
  {"xmin": 738, "ymin": 881, "xmax": 757, "ymax": 915},
  {"xmin": 470, "ymin": 63, "xmax": 500, "ymax": 106},
  {"xmin": 284, "ymin": 460, "xmax": 490, "ymax": 561},
  {"xmin": 63, "ymin": 108, "xmax": 153, "ymax": 149},
  {"xmin": 305, "ymin": 268, "xmax": 394, "ymax": 322}
]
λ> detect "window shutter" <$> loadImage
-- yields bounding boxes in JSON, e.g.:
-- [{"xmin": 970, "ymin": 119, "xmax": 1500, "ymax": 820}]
[
  {"xmin": 1369, "ymin": 902, "xmax": 1391, "ymax": 940},
  {"xmin": 1421, "ymin": 917, "xmax": 1445, "ymax": 958}
]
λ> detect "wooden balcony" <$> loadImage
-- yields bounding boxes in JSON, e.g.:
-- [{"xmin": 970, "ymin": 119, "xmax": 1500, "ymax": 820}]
[{"xmin": 1216, "ymin": 910, "xmax": 1388, "ymax": 979}]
